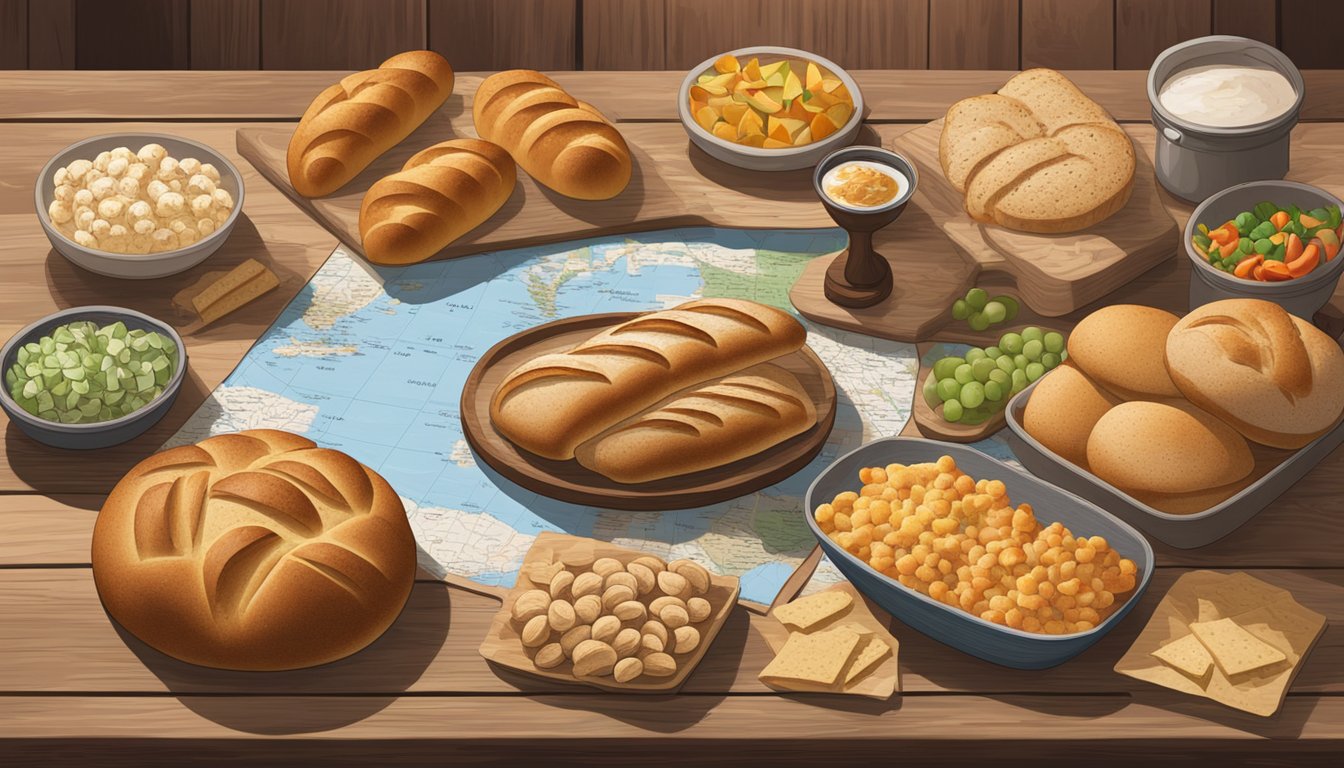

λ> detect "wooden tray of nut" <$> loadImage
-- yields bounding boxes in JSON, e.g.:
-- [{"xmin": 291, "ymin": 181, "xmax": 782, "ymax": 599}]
[{"xmin": 479, "ymin": 532, "xmax": 741, "ymax": 692}]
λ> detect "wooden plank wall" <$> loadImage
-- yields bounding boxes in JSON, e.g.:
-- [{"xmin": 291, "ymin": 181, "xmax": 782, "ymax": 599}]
[{"xmin": 0, "ymin": 0, "xmax": 1337, "ymax": 71}]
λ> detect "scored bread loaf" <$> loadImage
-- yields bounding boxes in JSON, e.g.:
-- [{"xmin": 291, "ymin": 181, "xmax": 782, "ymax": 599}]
[
  {"xmin": 491, "ymin": 299, "xmax": 806, "ymax": 460},
  {"xmin": 473, "ymin": 70, "xmax": 631, "ymax": 200},
  {"xmin": 1165, "ymin": 299, "xmax": 1344, "ymax": 449},
  {"xmin": 359, "ymin": 138, "xmax": 516, "ymax": 265},
  {"xmin": 939, "ymin": 68, "xmax": 1134, "ymax": 233},
  {"xmin": 91, "ymin": 430, "xmax": 416, "ymax": 671},
  {"xmin": 288, "ymin": 50, "xmax": 454, "ymax": 197},
  {"xmin": 573, "ymin": 364, "xmax": 817, "ymax": 484}
]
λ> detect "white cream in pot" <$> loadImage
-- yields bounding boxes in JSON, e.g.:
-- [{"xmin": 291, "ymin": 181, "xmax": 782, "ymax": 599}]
[{"xmin": 1159, "ymin": 64, "xmax": 1296, "ymax": 128}]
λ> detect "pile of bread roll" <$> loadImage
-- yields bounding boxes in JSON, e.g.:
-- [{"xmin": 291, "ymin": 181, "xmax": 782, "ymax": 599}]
[
  {"xmin": 1023, "ymin": 299, "xmax": 1344, "ymax": 513},
  {"xmin": 286, "ymin": 51, "xmax": 632, "ymax": 265}
]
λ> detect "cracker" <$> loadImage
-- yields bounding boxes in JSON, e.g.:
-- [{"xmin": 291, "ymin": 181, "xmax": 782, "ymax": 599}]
[
  {"xmin": 772, "ymin": 590, "xmax": 853, "ymax": 631},
  {"xmin": 759, "ymin": 627, "xmax": 861, "ymax": 686},
  {"xmin": 843, "ymin": 636, "xmax": 892, "ymax": 686},
  {"xmin": 1150, "ymin": 633, "xmax": 1213, "ymax": 679},
  {"xmin": 1190, "ymin": 617, "xmax": 1287, "ymax": 676}
]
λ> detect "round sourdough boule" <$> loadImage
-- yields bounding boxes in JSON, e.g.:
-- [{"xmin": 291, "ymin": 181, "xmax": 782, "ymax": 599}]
[
  {"xmin": 1068, "ymin": 304, "xmax": 1181, "ymax": 400},
  {"xmin": 1023, "ymin": 363, "xmax": 1120, "ymax": 469},
  {"xmin": 90, "ymin": 429, "xmax": 416, "ymax": 671},
  {"xmin": 1086, "ymin": 401, "xmax": 1253, "ymax": 494},
  {"xmin": 1166, "ymin": 299, "xmax": 1344, "ymax": 449}
]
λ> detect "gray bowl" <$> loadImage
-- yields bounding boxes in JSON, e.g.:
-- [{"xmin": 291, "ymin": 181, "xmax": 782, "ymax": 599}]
[
  {"xmin": 0, "ymin": 306, "xmax": 187, "ymax": 449},
  {"xmin": 1184, "ymin": 180, "xmax": 1344, "ymax": 320},
  {"xmin": 678, "ymin": 46, "xmax": 864, "ymax": 171},
  {"xmin": 804, "ymin": 437, "xmax": 1153, "ymax": 669},
  {"xmin": 35, "ymin": 133, "xmax": 245, "ymax": 279}
]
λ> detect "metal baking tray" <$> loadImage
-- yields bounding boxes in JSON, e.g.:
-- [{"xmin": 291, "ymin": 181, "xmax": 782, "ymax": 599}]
[{"xmin": 1004, "ymin": 376, "xmax": 1344, "ymax": 549}]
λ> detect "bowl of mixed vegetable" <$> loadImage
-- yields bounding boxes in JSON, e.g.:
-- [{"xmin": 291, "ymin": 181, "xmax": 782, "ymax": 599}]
[
  {"xmin": 0, "ymin": 306, "xmax": 186, "ymax": 449},
  {"xmin": 1185, "ymin": 180, "xmax": 1344, "ymax": 320}
]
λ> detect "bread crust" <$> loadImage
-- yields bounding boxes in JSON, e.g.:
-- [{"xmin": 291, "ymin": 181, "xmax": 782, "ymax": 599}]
[
  {"xmin": 1086, "ymin": 400, "xmax": 1253, "ymax": 494},
  {"xmin": 1068, "ymin": 304, "xmax": 1182, "ymax": 400},
  {"xmin": 1022, "ymin": 362, "xmax": 1119, "ymax": 469},
  {"xmin": 91, "ymin": 430, "xmax": 416, "ymax": 671}
]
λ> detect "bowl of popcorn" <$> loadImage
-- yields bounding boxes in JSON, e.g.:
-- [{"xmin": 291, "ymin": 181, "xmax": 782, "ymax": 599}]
[{"xmin": 35, "ymin": 133, "xmax": 244, "ymax": 279}]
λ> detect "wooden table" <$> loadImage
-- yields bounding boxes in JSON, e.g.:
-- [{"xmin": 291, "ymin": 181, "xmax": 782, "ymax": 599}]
[{"xmin": 2, "ymin": 70, "xmax": 1342, "ymax": 766}]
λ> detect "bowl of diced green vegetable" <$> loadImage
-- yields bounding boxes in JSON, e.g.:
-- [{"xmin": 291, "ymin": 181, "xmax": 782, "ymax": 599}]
[
  {"xmin": 1, "ymin": 306, "xmax": 186, "ymax": 449},
  {"xmin": 1185, "ymin": 179, "xmax": 1344, "ymax": 320}
]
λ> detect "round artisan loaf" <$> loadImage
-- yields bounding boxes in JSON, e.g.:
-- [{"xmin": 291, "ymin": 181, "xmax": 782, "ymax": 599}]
[
  {"xmin": 91, "ymin": 429, "xmax": 416, "ymax": 670},
  {"xmin": 1086, "ymin": 400, "xmax": 1253, "ymax": 495},
  {"xmin": 1165, "ymin": 299, "xmax": 1344, "ymax": 449},
  {"xmin": 1022, "ymin": 362, "xmax": 1119, "ymax": 469},
  {"xmin": 1067, "ymin": 304, "xmax": 1181, "ymax": 400}
]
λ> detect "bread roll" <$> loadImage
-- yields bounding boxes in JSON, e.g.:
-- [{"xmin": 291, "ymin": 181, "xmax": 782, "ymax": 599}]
[
  {"xmin": 359, "ymin": 138, "xmax": 516, "ymax": 265},
  {"xmin": 91, "ymin": 430, "xmax": 416, "ymax": 671},
  {"xmin": 1022, "ymin": 363, "xmax": 1119, "ymax": 469},
  {"xmin": 491, "ymin": 299, "xmax": 806, "ymax": 460},
  {"xmin": 473, "ymin": 70, "xmax": 631, "ymax": 200},
  {"xmin": 1166, "ymin": 299, "xmax": 1344, "ymax": 449},
  {"xmin": 1068, "ymin": 304, "xmax": 1181, "ymax": 400},
  {"xmin": 574, "ymin": 364, "xmax": 817, "ymax": 483},
  {"xmin": 288, "ymin": 51, "xmax": 454, "ymax": 197},
  {"xmin": 1086, "ymin": 401, "xmax": 1253, "ymax": 495}
]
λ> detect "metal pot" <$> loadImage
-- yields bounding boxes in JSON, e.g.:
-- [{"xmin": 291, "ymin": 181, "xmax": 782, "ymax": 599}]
[{"xmin": 1148, "ymin": 35, "xmax": 1303, "ymax": 203}]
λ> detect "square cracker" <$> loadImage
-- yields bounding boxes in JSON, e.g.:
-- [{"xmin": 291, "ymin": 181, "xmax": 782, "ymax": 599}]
[
  {"xmin": 759, "ymin": 627, "xmax": 862, "ymax": 686},
  {"xmin": 1150, "ymin": 633, "xmax": 1213, "ymax": 679},
  {"xmin": 1190, "ymin": 617, "xmax": 1287, "ymax": 676},
  {"xmin": 844, "ymin": 636, "xmax": 893, "ymax": 686},
  {"xmin": 772, "ymin": 590, "xmax": 853, "ymax": 631}
]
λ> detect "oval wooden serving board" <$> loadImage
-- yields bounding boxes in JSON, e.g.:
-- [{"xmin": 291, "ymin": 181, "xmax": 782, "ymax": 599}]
[{"xmin": 460, "ymin": 312, "xmax": 838, "ymax": 511}]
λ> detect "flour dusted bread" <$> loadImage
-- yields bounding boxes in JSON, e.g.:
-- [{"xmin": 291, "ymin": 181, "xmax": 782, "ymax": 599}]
[
  {"xmin": 1086, "ymin": 401, "xmax": 1253, "ymax": 495},
  {"xmin": 288, "ymin": 51, "xmax": 454, "ymax": 197},
  {"xmin": 1166, "ymin": 299, "xmax": 1344, "ymax": 449},
  {"xmin": 491, "ymin": 299, "xmax": 806, "ymax": 461},
  {"xmin": 91, "ymin": 430, "xmax": 416, "ymax": 670},
  {"xmin": 574, "ymin": 364, "xmax": 817, "ymax": 483},
  {"xmin": 1068, "ymin": 304, "xmax": 1182, "ymax": 400},
  {"xmin": 473, "ymin": 70, "xmax": 631, "ymax": 200},
  {"xmin": 940, "ymin": 68, "xmax": 1134, "ymax": 233},
  {"xmin": 359, "ymin": 138, "xmax": 516, "ymax": 265}
]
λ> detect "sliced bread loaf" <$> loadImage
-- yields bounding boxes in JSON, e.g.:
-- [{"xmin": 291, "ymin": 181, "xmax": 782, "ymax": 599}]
[
  {"xmin": 938, "ymin": 94, "xmax": 1043, "ymax": 191},
  {"xmin": 990, "ymin": 124, "xmax": 1135, "ymax": 232}
]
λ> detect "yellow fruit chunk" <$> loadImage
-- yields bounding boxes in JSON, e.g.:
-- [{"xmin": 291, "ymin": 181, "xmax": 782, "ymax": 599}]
[
  {"xmin": 707, "ymin": 94, "xmax": 735, "ymax": 108},
  {"xmin": 739, "ymin": 133, "xmax": 767, "ymax": 148},
  {"xmin": 714, "ymin": 54, "xmax": 740, "ymax": 74},
  {"xmin": 810, "ymin": 112, "xmax": 838, "ymax": 141},
  {"xmin": 722, "ymin": 102, "xmax": 749, "ymax": 126},
  {"xmin": 763, "ymin": 137, "xmax": 794, "ymax": 149},
  {"xmin": 743, "ymin": 57, "xmax": 763, "ymax": 81},
  {"xmin": 768, "ymin": 119, "xmax": 792, "ymax": 144},
  {"xmin": 737, "ymin": 108, "xmax": 764, "ymax": 136},
  {"xmin": 760, "ymin": 60, "xmax": 787, "ymax": 79},
  {"xmin": 826, "ymin": 103, "xmax": 853, "ymax": 128},
  {"xmin": 785, "ymin": 99, "xmax": 811, "ymax": 121},
  {"xmin": 792, "ymin": 126, "xmax": 813, "ymax": 146},
  {"xmin": 695, "ymin": 105, "xmax": 721, "ymax": 132},
  {"xmin": 782, "ymin": 70, "xmax": 804, "ymax": 102},
  {"xmin": 711, "ymin": 121, "xmax": 738, "ymax": 141},
  {"xmin": 806, "ymin": 62, "xmax": 823, "ymax": 90},
  {"xmin": 820, "ymin": 78, "xmax": 843, "ymax": 93},
  {"xmin": 745, "ymin": 90, "xmax": 782, "ymax": 114},
  {"xmin": 689, "ymin": 85, "xmax": 713, "ymax": 102}
]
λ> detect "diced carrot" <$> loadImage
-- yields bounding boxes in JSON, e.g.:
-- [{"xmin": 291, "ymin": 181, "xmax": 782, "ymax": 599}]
[
  {"xmin": 1208, "ymin": 225, "xmax": 1236, "ymax": 245},
  {"xmin": 1219, "ymin": 239, "xmax": 1240, "ymax": 258},
  {"xmin": 1253, "ymin": 264, "xmax": 1266, "ymax": 281},
  {"xmin": 1234, "ymin": 254, "xmax": 1263, "ymax": 279},
  {"xmin": 1285, "ymin": 233, "xmax": 1304, "ymax": 261},
  {"xmin": 1287, "ymin": 244, "xmax": 1320, "ymax": 277},
  {"xmin": 1269, "ymin": 231, "xmax": 1287, "ymax": 245},
  {"xmin": 1329, "ymin": 242, "xmax": 1341, "ymax": 262},
  {"xmin": 1300, "ymin": 213, "xmax": 1324, "ymax": 227},
  {"xmin": 1271, "ymin": 210, "xmax": 1291, "ymax": 230},
  {"xmin": 1261, "ymin": 260, "xmax": 1293, "ymax": 281}
]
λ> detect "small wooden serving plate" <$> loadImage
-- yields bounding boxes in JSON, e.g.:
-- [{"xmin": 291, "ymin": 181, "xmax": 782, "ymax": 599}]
[
  {"xmin": 460, "ymin": 312, "xmax": 838, "ymax": 510},
  {"xmin": 478, "ymin": 532, "xmax": 740, "ymax": 693}
]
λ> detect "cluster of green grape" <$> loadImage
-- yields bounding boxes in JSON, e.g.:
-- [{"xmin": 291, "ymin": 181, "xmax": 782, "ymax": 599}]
[
  {"xmin": 950, "ymin": 288, "xmax": 1019, "ymax": 332},
  {"xmin": 922, "ymin": 327, "xmax": 1067, "ymax": 424}
]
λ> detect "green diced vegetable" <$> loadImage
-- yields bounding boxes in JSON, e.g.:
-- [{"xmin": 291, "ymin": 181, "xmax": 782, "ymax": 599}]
[
  {"xmin": 1254, "ymin": 201, "xmax": 1278, "ymax": 222},
  {"xmin": 1249, "ymin": 221, "xmax": 1276, "ymax": 240},
  {"xmin": 1235, "ymin": 212, "xmax": 1259, "ymax": 234},
  {"xmin": 1238, "ymin": 237, "xmax": 1254, "ymax": 255}
]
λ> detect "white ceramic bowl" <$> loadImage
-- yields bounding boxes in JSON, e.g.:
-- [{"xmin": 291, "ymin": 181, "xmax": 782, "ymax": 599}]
[
  {"xmin": 35, "ymin": 133, "xmax": 245, "ymax": 280},
  {"xmin": 678, "ymin": 46, "xmax": 865, "ymax": 171}
]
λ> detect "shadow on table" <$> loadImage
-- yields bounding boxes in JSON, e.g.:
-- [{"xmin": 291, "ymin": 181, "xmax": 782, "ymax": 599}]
[{"xmin": 110, "ymin": 573, "xmax": 451, "ymax": 735}]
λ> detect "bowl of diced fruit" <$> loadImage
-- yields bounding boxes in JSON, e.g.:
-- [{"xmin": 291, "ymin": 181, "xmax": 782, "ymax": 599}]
[
  {"xmin": 1186, "ymin": 180, "xmax": 1344, "ymax": 320},
  {"xmin": 678, "ymin": 46, "xmax": 864, "ymax": 171}
]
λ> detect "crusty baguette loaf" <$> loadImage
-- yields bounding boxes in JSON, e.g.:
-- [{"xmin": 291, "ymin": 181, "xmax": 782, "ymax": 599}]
[
  {"xmin": 359, "ymin": 138, "xmax": 516, "ymax": 265},
  {"xmin": 1166, "ymin": 299, "xmax": 1344, "ymax": 449},
  {"xmin": 91, "ymin": 430, "xmax": 416, "ymax": 671},
  {"xmin": 939, "ymin": 68, "xmax": 1134, "ymax": 233},
  {"xmin": 287, "ymin": 50, "xmax": 454, "ymax": 197},
  {"xmin": 573, "ymin": 364, "xmax": 817, "ymax": 483},
  {"xmin": 491, "ymin": 299, "xmax": 806, "ymax": 460},
  {"xmin": 473, "ymin": 70, "xmax": 631, "ymax": 200}
]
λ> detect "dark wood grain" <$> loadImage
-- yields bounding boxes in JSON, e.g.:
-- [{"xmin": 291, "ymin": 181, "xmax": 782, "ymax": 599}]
[
  {"xmin": 1115, "ymin": 0, "xmax": 1214, "ymax": 70},
  {"xmin": 190, "ymin": 0, "xmax": 261, "ymax": 69},
  {"xmin": 1021, "ymin": 0, "xmax": 1115, "ymax": 70},
  {"xmin": 27, "ymin": 0, "xmax": 75, "ymax": 69},
  {"xmin": 1213, "ymin": 0, "xmax": 1277, "ymax": 44},
  {"xmin": 1280, "ymin": 0, "xmax": 1344, "ymax": 70},
  {"xmin": 583, "ymin": 0, "xmax": 665, "ymax": 70},
  {"xmin": 427, "ymin": 0, "xmax": 577, "ymax": 71},
  {"xmin": 928, "ymin": 0, "xmax": 1019, "ymax": 70},
  {"xmin": 75, "ymin": 0, "xmax": 189, "ymax": 70},
  {"xmin": 259, "ymin": 0, "xmax": 426, "ymax": 70},
  {"xmin": 0, "ymin": 0, "xmax": 26, "ymax": 69}
]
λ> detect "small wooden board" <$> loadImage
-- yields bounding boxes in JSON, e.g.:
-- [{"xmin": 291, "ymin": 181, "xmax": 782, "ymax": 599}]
[
  {"xmin": 459, "ymin": 312, "xmax": 838, "ymax": 511},
  {"xmin": 478, "ymin": 532, "xmax": 740, "ymax": 693}
]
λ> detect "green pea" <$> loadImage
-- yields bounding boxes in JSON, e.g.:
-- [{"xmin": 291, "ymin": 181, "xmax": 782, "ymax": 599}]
[
  {"xmin": 983, "ymin": 380, "xmax": 1004, "ymax": 402},
  {"xmin": 942, "ymin": 398, "xmax": 964, "ymax": 422},
  {"xmin": 1043, "ymin": 331, "xmax": 1064, "ymax": 354},
  {"xmin": 959, "ymin": 381, "xmax": 986, "ymax": 409},
  {"xmin": 982, "ymin": 301, "xmax": 1007, "ymax": 325},
  {"xmin": 954, "ymin": 364, "xmax": 975, "ymax": 384},
  {"xmin": 1000, "ymin": 332, "xmax": 1024, "ymax": 355},
  {"xmin": 971, "ymin": 357, "xmax": 996, "ymax": 383},
  {"xmin": 1041, "ymin": 352, "xmax": 1061, "ymax": 370},
  {"xmin": 1021, "ymin": 326, "xmax": 1044, "ymax": 343},
  {"xmin": 936, "ymin": 377, "xmax": 961, "ymax": 402},
  {"xmin": 966, "ymin": 288, "xmax": 989, "ymax": 311},
  {"xmin": 951, "ymin": 299, "xmax": 970, "ymax": 320},
  {"xmin": 1025, "ymin": 362, "xmax": 1046, "ymax": 382},
  {"xmin": 1023, "ymin": 339, "xmax": 1044, "ymax": 361},
  {"xmin": 932, "ymin": 356, "xmax": 964, "ymax": 381},
  {"xmin": 968, "ymin": 312, "xmax": 990, "ymax": 331}
]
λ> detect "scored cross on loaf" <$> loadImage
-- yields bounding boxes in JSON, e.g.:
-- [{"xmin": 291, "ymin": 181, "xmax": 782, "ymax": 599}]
[{"xmin": 91, "ymin": 429, "xmax": 416, "ymax": 671}]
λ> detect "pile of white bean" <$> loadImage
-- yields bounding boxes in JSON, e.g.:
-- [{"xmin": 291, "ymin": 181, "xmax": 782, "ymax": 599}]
[{"xmin": 47, "ymin": 143, "xmax": 234, "ymax": 254}]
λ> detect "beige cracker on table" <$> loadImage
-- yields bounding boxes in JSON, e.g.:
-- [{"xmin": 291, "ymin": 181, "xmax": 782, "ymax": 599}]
[
  {"xmin": 1150, "ymin": 633, "xmax": 1213, "ymax": 679},
  {"xmin": 772, "ymin": 590, "xmax": 853, "ymax": 631},
  {"xmin": 1190, "ymin": 617, "xmax": 1287, "ymax": 677},
  {"xmin": 759, "ymin": 627, "xmax": 863, "ymax": 687},
  {"xmin": 759, "ymin": 583, "xmax": 900, "ymax": 699},
  {"xmin": 844, "ymin": 634, "xmax": 894, "ymax": 685}
]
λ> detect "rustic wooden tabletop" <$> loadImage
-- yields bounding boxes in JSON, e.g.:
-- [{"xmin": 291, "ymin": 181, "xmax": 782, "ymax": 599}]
[{"xmin": 1, "ymin": 70, "xmax": 1341, "ymax": 765}]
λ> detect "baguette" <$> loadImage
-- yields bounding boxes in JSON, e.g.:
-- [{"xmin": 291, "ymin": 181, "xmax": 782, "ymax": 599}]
[
  {"xmin": 473, "ymin": 70, "xmax": 631, "ymax": 200},
  {"xmin": 490, "ymin": 299, "xmax": 806, "ymax": 460},
  {"xmin": 574, "ymin": 364, "xmax": 817, "ymax": 484},
  {"xmin": 359, "ymin": 139, "xmax": 516, "ymax": 265},
  {"xmin": 287, "ymin": 50, "xmax": 455, "ymax": 197}
]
